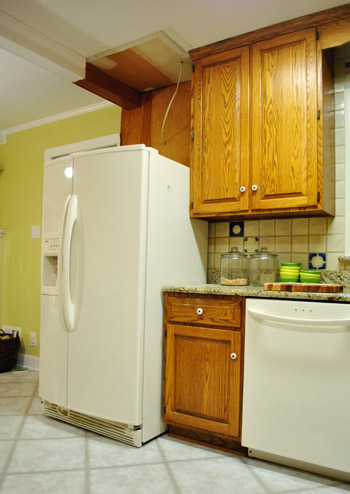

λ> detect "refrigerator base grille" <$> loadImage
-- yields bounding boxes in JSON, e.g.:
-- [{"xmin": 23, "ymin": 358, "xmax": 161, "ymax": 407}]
[{"xmin": 41, "ymin": 400, "xmax": 142, "ymax": 447}]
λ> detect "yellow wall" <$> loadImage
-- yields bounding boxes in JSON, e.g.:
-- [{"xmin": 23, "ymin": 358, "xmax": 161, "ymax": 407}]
[{"xmin": 0, "ymin": 105, "xmax": 122, "ymax": 357}]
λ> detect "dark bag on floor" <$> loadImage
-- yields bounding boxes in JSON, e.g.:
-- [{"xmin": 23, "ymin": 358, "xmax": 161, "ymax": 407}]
[{"xmin": 0, "ymin": 329, "xmax": 21, "ymax": 373}]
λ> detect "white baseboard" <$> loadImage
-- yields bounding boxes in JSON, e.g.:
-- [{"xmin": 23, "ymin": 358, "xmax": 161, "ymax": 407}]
[{"xmin": 16, "ymin": 353, "xmax": 40, "ymax": 371}]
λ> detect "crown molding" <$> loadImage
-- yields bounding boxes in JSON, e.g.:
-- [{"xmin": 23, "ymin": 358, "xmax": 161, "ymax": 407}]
[
  {"xmin": 190, "ymin": 3, "xmax": 350, "ymax": 60},
  {"xmin": 0, "ymin": 101, "xmax": 114, "ymax": 142},
  {"xmin": 0, "ymin": 10, "xmax": 85, "ymax": 81}
]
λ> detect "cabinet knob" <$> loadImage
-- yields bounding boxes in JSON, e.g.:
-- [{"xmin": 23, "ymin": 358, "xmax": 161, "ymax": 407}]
[
  {"xmin": 251, "ymin": 185, "xmax": 258, "ymax": 192},
  {"xmin": 240, "ymin": 186, "xmax": 246, "ymax": 193},
  {"xmin": 196, "ymin": 308, "xmax": 203, "ymax": 315},
  {"xmin": 230, "ymin": 352, "xmax": 237, "ymax": 360}
]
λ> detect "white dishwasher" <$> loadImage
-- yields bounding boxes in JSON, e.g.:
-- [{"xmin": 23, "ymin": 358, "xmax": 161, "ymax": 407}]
[{"xmin": 242, "ymin": 298, "xmax": 350, "ymax": 481}]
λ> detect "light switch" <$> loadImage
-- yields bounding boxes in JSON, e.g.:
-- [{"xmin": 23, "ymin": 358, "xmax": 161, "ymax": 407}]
[{"xmin": 31, "ymin": 225, "xmax": 41, "ymax": 239}]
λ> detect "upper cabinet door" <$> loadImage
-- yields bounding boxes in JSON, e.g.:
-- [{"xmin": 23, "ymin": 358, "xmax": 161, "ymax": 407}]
[
  {"xmin": 251, "ymin": 28, "xmax": 318, "ymax": 211},
  {"xmin": 191, "ymin": 47, "xmax": 250, "ymax": 215}
]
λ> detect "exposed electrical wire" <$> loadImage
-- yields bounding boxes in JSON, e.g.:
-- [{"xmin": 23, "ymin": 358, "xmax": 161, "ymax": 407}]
[{"xmin": 161, "ymin": 61, "xmax": 183, "ymax": 145}]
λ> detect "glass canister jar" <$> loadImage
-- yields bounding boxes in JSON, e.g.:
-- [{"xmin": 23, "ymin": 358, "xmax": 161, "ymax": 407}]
[
  {"xmin": 220, "ymin": 247, "xmax": 249, "ymax": 286},
  {"xmin": 249, "ymin": 247, "xmax": 279, "ymax": 286}
]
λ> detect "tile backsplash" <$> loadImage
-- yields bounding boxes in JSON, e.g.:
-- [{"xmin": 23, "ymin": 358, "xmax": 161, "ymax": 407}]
[{"xmin": 207, "ymin": 44, "xmax": 350, "ymax": 282}]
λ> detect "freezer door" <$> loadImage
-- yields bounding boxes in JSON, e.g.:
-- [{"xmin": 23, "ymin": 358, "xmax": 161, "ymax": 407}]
[
  {"xmin": 39, "ymin": 157, "xmax": 73, "ymax": 405},
  {"xmin": 39, "ymin": 295, "xmax": 68, "ymax": 406},
  {"xmin": 66, "ymin": 148, "xmax": 149, "ymax": 425},
  {"xmin": 42, "ymin": 157, "xmax": 73, "ymax": 236}
]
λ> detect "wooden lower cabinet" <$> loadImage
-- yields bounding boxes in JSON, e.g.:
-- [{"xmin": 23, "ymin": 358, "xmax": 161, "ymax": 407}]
[{"xmin": 163, "ymin": 293, "xmax": 246, "ymax": 454}]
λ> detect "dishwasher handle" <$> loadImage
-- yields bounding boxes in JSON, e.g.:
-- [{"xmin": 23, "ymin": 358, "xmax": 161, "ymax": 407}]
[{"xmin": 247, "ymin": 308, "xmax": 350, "ymax": 328}]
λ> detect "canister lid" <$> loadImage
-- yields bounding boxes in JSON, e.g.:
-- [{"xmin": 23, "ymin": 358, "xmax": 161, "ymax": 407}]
[
  {"xmin": 221, "ymin": 246, "xmax": 248, "ymax": 259},
  {"xmin": 249, "ymin": 246, "xmax": 278, "ymax": 259}
]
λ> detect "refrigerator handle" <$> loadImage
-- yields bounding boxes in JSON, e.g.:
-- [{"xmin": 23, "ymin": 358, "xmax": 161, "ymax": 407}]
[{"xmin": 61, "ymin": 194, "xmax": 78, "ymax": 332}]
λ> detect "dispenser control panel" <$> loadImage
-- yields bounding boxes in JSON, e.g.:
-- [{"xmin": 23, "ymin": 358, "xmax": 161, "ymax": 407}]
[
  {"xmin": 42, "ymin": 237, "xmax": 59, "ymax": 294},
  {"xmin": 44, "ymin": 238, "xmax": 59, "ymax": 250}
]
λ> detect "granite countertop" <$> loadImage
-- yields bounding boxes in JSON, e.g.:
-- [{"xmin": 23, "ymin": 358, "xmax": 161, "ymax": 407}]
[{"xmin": 163, "ymin": 284, "xmax": 350, "ymax": 303}]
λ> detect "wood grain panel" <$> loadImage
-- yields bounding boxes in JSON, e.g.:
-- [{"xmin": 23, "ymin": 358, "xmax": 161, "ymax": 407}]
[
  {"xmin": 189, "ymin": 207, "xmax": 335, "ymax": 220},
  {"xmin": 321, "ymin": 17, "xmax": 350, "ymax": 49},
  {"xmin": 121, "ymin": 82, "xmax": 191, "ymax": 166},
  {"xmin": 168, "ymin": 425, "xmax": 247, "ymax": 455},
  {"xmin": 150, "ymin": 82, "xmax": 191, "ymax": 167},
  {"xmin": 264, "ymin": 283, "xmax": 343, "ymax": 292},
  {"xmin": 75, "ymin": 63, "xmax": 142, "ymax": 110},
  {"xmin": 167, "ymin": 296, "xmax": 241, "ymax": 327},
  {"xmin": 165, "ymin": 324, "xmax": 241, "ymax": 438},
  {"xmin": 251, "ymin": 28, "xmax": 318, "ymax": 210},
  {"xmin": 202, "ymin": 58, "xmax": 240, "ymax": 201},
  {"xmin": 190, "ymin": 4, "xmax": 350, "ymax": 60},
  {"xmin": 120, "ymin": 92, "xmax": 152, "ymax": 145},
  {"xmin": 102, "ymin": 49, "xmax": 173, "ymax": 92},
  {"xmin": 191, "ymin": 47, "xmax": 250, "ymax": 215}
]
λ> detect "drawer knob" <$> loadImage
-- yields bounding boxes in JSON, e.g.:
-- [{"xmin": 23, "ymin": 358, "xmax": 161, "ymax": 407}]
[
  {"xmin": 196, "ymin": 308, "xmax": 203, "ymax": 315},
  {"xmin": 230, "ymin": 352, "xmax": 237, "ymax": 360},
  {"xmin": 240, "ymin": 186, "xmax": 246, "ymax": 193},
  {"xmin": 251, "ymin": 184, "xmax": 258, "ymax": 192}
]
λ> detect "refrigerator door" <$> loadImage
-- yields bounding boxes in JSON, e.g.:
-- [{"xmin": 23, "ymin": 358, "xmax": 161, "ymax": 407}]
[
  {"xmin": 39, "ymin": 157, "xmax": 73, "ymax": 406},
  {"xmin": 66, "ymin": 147, "xmax": 149, "ymax": 425},
  {"xmin": 141, "ymin": 151, "xmax": 208, "ymax": 442}
]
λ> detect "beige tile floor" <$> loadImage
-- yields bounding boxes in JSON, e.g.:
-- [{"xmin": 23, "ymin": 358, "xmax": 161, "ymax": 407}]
[{"xmin": 0, "ymin": 370, "xmax": 349, "ymax": 494}]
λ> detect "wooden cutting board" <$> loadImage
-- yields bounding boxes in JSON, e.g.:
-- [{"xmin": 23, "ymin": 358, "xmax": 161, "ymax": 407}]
[{"xmin": 264, "ymin": 283, "xmax": 343, "ymax": 293}]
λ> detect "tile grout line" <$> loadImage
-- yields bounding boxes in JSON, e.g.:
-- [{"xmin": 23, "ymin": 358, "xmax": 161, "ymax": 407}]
[
  {"xmin": 243, "ymin": 460, "xmax": 280, "ymax": 494},
  {"xmin": 1, "ymin": 436, "xmax": 87, "ymax": 443},
  {"xmin": 155, "ymin": 439, "xmax": 183, "ymax": 494},
  {"xmin": 0, "ymin": 378, "xmax": 38, "ymax": 491}
]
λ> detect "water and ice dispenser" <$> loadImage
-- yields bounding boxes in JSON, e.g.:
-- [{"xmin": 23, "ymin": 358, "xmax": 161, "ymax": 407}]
[{"xmin": 42, "ymin": 237, "xmax": 59, "ymax": 294}]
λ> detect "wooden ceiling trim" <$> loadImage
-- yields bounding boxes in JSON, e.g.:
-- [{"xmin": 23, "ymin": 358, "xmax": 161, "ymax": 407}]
[
  {"xmin": 75, "ymin": 63, "xmax": 142, "ymax": 110},
  {"xmin": 190, "ymin": 3, "xmax": 350, "ymax": 60}
]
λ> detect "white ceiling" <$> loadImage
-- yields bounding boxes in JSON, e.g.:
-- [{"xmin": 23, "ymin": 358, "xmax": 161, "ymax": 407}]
[{"xmin": 0, "ymin": 0, "xmax": 348, "ymax": 136}]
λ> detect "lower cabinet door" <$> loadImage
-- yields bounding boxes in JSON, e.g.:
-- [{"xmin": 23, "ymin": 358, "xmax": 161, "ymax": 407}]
[{"xmin": 164, "ymin": 324, "xmax": 242, "ymax": 438}]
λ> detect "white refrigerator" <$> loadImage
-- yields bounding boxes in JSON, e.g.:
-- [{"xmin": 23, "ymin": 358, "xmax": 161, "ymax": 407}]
[{"xmin": 39, "ymin": 145, "xmax": 207, "ymax": 447}]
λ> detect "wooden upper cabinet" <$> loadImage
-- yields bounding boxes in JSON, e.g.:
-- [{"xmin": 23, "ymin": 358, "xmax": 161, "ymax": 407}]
[
  {"xmin": 191, "ymin": 47, "xmax": 250, "ymax": 215},
  {"xmin": 251, "ymin": 28, "xmax": 318, "ymax": 211},
  {"xmin": 190, "ymin": 15, "xmax": 339, "ymax": 219}
]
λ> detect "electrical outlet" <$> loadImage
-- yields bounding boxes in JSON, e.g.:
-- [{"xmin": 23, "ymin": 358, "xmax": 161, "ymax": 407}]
[
  {"xmin": 3, "ymin": 325, "xmax": 21, "ymax": 337},
  {"xmin": 30, "ymin": 332, "xmax": 36, "ymax": 346}
]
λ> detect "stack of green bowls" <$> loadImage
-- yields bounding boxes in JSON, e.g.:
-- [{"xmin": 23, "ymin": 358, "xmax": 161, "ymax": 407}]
[
  {"xmin": 299, "ymin": 269, "xmax": 321, "ymax": 283},
  {"xmin": 279, "ymin": 262, "xmax": 301, "ymax": 282}
]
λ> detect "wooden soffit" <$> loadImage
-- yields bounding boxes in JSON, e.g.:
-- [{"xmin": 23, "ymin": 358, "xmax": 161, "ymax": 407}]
[{"xmin": 75, "ymin": 31, "xmax": 192, "ymax": 109}]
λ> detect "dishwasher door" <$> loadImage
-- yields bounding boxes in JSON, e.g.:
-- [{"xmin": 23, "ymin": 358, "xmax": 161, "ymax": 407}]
[{"xmin": 242, "ymin": 298, "xmax": 350, "ymax": 477}]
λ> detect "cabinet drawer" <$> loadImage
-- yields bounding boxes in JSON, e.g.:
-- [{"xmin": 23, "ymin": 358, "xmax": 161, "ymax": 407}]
[{"xmin": 166, "ymin": 296, "xmax": 241, "ymax": 328}]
